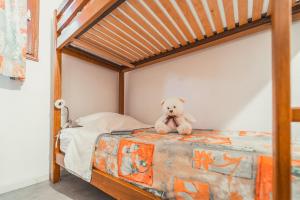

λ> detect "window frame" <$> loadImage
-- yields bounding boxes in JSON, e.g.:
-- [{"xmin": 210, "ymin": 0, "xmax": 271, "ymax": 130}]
[{"xmin": 26, "ymin": 0, "xmax": 39, "ymax": 62}]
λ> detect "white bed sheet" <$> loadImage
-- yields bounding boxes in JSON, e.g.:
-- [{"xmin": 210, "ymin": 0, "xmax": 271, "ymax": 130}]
[
  {"xmin": 60, "ymin": 128, "xmax": 80, "ymax": 153},
  {"xmin": 58, "ymin": 113, "xmax": 152, "ymax": 182}
]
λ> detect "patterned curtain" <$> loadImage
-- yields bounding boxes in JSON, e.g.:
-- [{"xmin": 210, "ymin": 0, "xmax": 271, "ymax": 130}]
[{"xmin": 0, "ymin": 0, "xmax": 27, "ymax": 80}]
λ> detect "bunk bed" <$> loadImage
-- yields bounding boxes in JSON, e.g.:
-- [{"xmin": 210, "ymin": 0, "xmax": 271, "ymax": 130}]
[{"xmin": 52, "ymin": 0, "xmax": 300, "ymax": 199}]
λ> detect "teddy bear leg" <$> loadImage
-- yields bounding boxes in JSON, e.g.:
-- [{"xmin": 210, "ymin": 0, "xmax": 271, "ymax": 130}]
[
  {"xmin": 155, "ymin": 122, "xmax": 171, "ymax": 134},
  {"xmin": 177, "ymin": 122, "xmax": 192, "ymax": 135}
]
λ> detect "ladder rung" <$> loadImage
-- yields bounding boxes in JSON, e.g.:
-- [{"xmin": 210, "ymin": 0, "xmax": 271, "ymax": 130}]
[{"xmin": 292, "ymin": 107, "xmax": 300, "ymax": 122}]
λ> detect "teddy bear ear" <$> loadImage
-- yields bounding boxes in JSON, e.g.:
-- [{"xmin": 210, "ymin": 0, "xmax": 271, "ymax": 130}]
[
  {"xmin": 179, "ymin": 98, "xmax": 186, "ymax": 103},
  {"xmin": 161, "ymin": 99, "xmax": 165, "ymax": 106}
]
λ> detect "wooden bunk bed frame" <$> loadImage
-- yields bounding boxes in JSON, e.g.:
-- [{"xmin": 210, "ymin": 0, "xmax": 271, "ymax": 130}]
[{"xmin": 52, "ymin": 0, "xmax": 300, "ymax": 199}]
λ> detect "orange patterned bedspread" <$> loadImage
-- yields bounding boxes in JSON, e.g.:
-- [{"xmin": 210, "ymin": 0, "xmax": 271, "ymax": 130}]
[{"xmin": 93, "ymin": 129, "xmax": 300, "ymax": 199}]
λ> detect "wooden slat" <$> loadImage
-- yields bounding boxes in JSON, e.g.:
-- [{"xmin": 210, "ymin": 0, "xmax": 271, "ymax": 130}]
[
  {"xmin": 82, "ymin": 32, "xmax": 135, "ymax": 62},
  {"xmin": 126, "ymin": 20, "xmax": 271, "ymax": 71},
  {"xmin": 129, "ymin": 0, "xmax": 179, "ymax": 48},
  {"xmin": 293, "ymin": 0, "xmax": 297, "ymax": 6},
  {"xmin": 91, "ymin": 28, "xmax": 143, "ymax": 60},
  {"xmin": 294, "ymin": 8, "xmax": 300, "ymax": 21},
  {"xmin": 207, "ymin": 0, "xmax": 224, "ymax": 33},
  {"xmin": 88, "ymin": 28, "xmax": 141, "ymax": 61},
  {"xmin": 57, "ymin": 0, "xmax": 89, "ymax": 33},
  {"xmin": 91, "ymin": 169, "xmax": 159, "ymax": 200},
  {"xmin": 112, "ymin": 9, "xmax": 161, "ymax": 54},
  {"xmin": 192, "ymin": 0, "xmax": 214, "ymax": 37},
  {"xmin": 175, "ymin": 0, "xmax": 204, "ymax": 40},
  {"xmin": 72, "ymin": 39, "xmax": 135, "ymax": 68},
  {"xmin": 252, "ymin": 0, "xmax": 264, "ymax": 21},
  {"xmin": 95, "ymin": 17, "xmax": 151, "ymax": 58},
  {"xmin": 238, "ymin": 0, "xmax": 248, "ymax": 25},
  {"xmin": 160, "ymin": 0, "xmax": 195, "ymax": 43},
  {"xmin": 63, "ymin": 46, "xmax": 121, "ymax": 71},
  {"xmin": 123, "ymin": 5, "xmax": 300, "ymax": 71},
  {"xmin": 267, "ymin": 0, "xmax": 271, "ymax": 16},
  {"xmin": 222, "ymin": 0, "xmax": 236, "ymax": 30},
  {"xmin": 55, "ymin": 152, "xmax": 158, "ymax": 200},
  {"xmin": 272, "ymin": 0, "xmax": 292, "ymax": 199},
  {"xmin": 119, "ymin": 72, "xmax": 125, "ymax": 114},
  {"xmin": 292, "ymin": 108, "xmax": 300, "ymax": 122},
  {"xmin": 51, "ymin": 10, "xmax": 61, "ymax": 183},
  {"xmin": 57, "ymin": 0, "xmax": 118, "ymax": 49},
  {"xmin": 98, "ymin": 20, "xmax": 155, "ymax": 56},
  {"xmin": 143, "ymin": 0, "xmax": 187, "ymax": 45},
  {"xmin": 79, "ymin": 36, "xmax": 134, "ymax": 65},
  {"xmin": 120, "ymin": 2, "xmax": 171, "ymax": 51},
  {"xmin": 57, "ymin": 0, "xmax": 73, "ymax": 19}
]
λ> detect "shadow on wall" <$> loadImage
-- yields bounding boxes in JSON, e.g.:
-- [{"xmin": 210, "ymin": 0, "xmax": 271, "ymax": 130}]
[
  {"xmin": 61, "ymin": 54, "xmax": 119, "ymax": 120},
  {"xmin": 126, "ymin": 30, "xmax": 273, "ymax": 131},
  {"xmin": 291, "ymin": 21, "xmax": 300, "ymax": 142},
  {"xmin": 0, "ymin": 75, "xmax": 22, "ymax": 90}
]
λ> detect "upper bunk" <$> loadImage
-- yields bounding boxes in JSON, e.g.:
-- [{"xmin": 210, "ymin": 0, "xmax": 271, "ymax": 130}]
[{"xmin": 55, "ymin": 0, "xmax": 300, "ymax": 72}]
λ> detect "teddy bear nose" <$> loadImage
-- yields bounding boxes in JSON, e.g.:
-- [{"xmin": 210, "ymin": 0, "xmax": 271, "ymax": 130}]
[{"xmin": 170, "ymin": 110, "xmax": 173, "ymax": 113}]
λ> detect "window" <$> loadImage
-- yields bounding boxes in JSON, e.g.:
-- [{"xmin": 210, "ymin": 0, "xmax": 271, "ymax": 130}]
[{"xmin": 27, "ymin": 0, "xmax": 39, "ymax": 61}]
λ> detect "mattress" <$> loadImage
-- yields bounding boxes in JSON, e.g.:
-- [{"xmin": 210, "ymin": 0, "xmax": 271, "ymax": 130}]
[{"xmin": 93, "ymin": 128, "xmax": 300, "ymax": 200}]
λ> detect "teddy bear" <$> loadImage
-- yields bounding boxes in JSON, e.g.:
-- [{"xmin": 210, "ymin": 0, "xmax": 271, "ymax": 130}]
[{"xmin": 155, "ymin": 97, "xmax": 196, "ymax": 135}]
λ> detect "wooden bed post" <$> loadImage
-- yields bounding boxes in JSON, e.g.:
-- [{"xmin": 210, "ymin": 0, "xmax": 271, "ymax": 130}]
[
  {"xmin": 119, "ymin": 71, "xmax": 125, "ymax": 114},
  {"xmin": 271, "ymin": 0, "xmax": 292, "ymax": 199},
  {"xmin": 51, "ymin": 10, "xmax": 62, "ymax": 183}
]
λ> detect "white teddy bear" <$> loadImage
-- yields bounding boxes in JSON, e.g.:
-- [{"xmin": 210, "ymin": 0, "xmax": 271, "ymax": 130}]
[{"xmin": 155, "ymin": 97, "xmax": 196, "ymax": 135}]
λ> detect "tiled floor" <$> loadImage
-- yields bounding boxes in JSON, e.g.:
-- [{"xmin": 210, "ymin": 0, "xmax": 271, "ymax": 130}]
[{"xmin": 0, "ymin": 173, "xmax": 114, "ymax": 200}]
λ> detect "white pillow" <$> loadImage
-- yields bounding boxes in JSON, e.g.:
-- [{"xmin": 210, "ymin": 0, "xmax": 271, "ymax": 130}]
[
  {"xmin": 75, "ymin": 112, "xmax": 120, "ymax": 126},
  {"xmin": 75, "ymin": 112, "xmax": 152, "ymax": 132}
]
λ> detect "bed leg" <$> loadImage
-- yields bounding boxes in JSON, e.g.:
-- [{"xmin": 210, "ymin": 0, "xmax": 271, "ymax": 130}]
[
  {"xmin": 271, "ymin": 0, "xmax": 292, "ymax": 199},
  {"xmin": 51, "ymin": 9, "xmax": 61, "ymax": 184},
  {"xmin": 50, "ymin": 163, "xmax": 61, "ymax": 183}
]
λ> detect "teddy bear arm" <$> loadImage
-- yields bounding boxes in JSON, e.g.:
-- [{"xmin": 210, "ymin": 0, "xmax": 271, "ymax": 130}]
[
  {"xmin": 177, "ymin": 121, "xmax": 192, "ymax": 135},
  {"xmin": 155, "ymin": 117, "xmax": 171, "ymax": 134}
]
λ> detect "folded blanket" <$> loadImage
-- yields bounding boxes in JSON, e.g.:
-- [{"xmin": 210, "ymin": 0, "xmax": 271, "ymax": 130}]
[{"xmin": 63, "ymin": 127, "xmax": 102, "ymax": 181}]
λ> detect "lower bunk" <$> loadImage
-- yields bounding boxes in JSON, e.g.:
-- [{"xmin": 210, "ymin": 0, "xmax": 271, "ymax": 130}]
[
  {"xmin": 56, "ymin": 127, "xmax": 300, "ymax": 200},
  {"xmin": 56, "ymin": 153, "xmax": 158, "ymax": 199}
]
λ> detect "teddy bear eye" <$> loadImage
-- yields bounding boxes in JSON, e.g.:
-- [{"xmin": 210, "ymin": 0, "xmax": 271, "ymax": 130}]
[
  {"xmin": 173, "ymin": 106, "xmax": 176, "ymax": 108},
  {"xmin": 167, "ymin": 107, "xmax": 170, "ymax": 110}
]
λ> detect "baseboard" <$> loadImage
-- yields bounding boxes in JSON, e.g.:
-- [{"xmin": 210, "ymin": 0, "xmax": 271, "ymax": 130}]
[{"xmin": 0, "ymin": 174, "xmax": 49, "ymax": 195}]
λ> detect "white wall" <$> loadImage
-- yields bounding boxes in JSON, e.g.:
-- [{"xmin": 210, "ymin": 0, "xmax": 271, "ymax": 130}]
[
  {"xmin": 0, "ymin": 0, "xmax": 61, "ymax": 194},
  {"xmin": 291, "ymin": 22, "xmax": 300, "ymax": 143},
  {"xmin": 126, "ymin": 22, "xmax": 300, "ymax": 135},
  {"xmin": 62, "ymin": 54, "xmax": 119, "ymax": 120}
]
